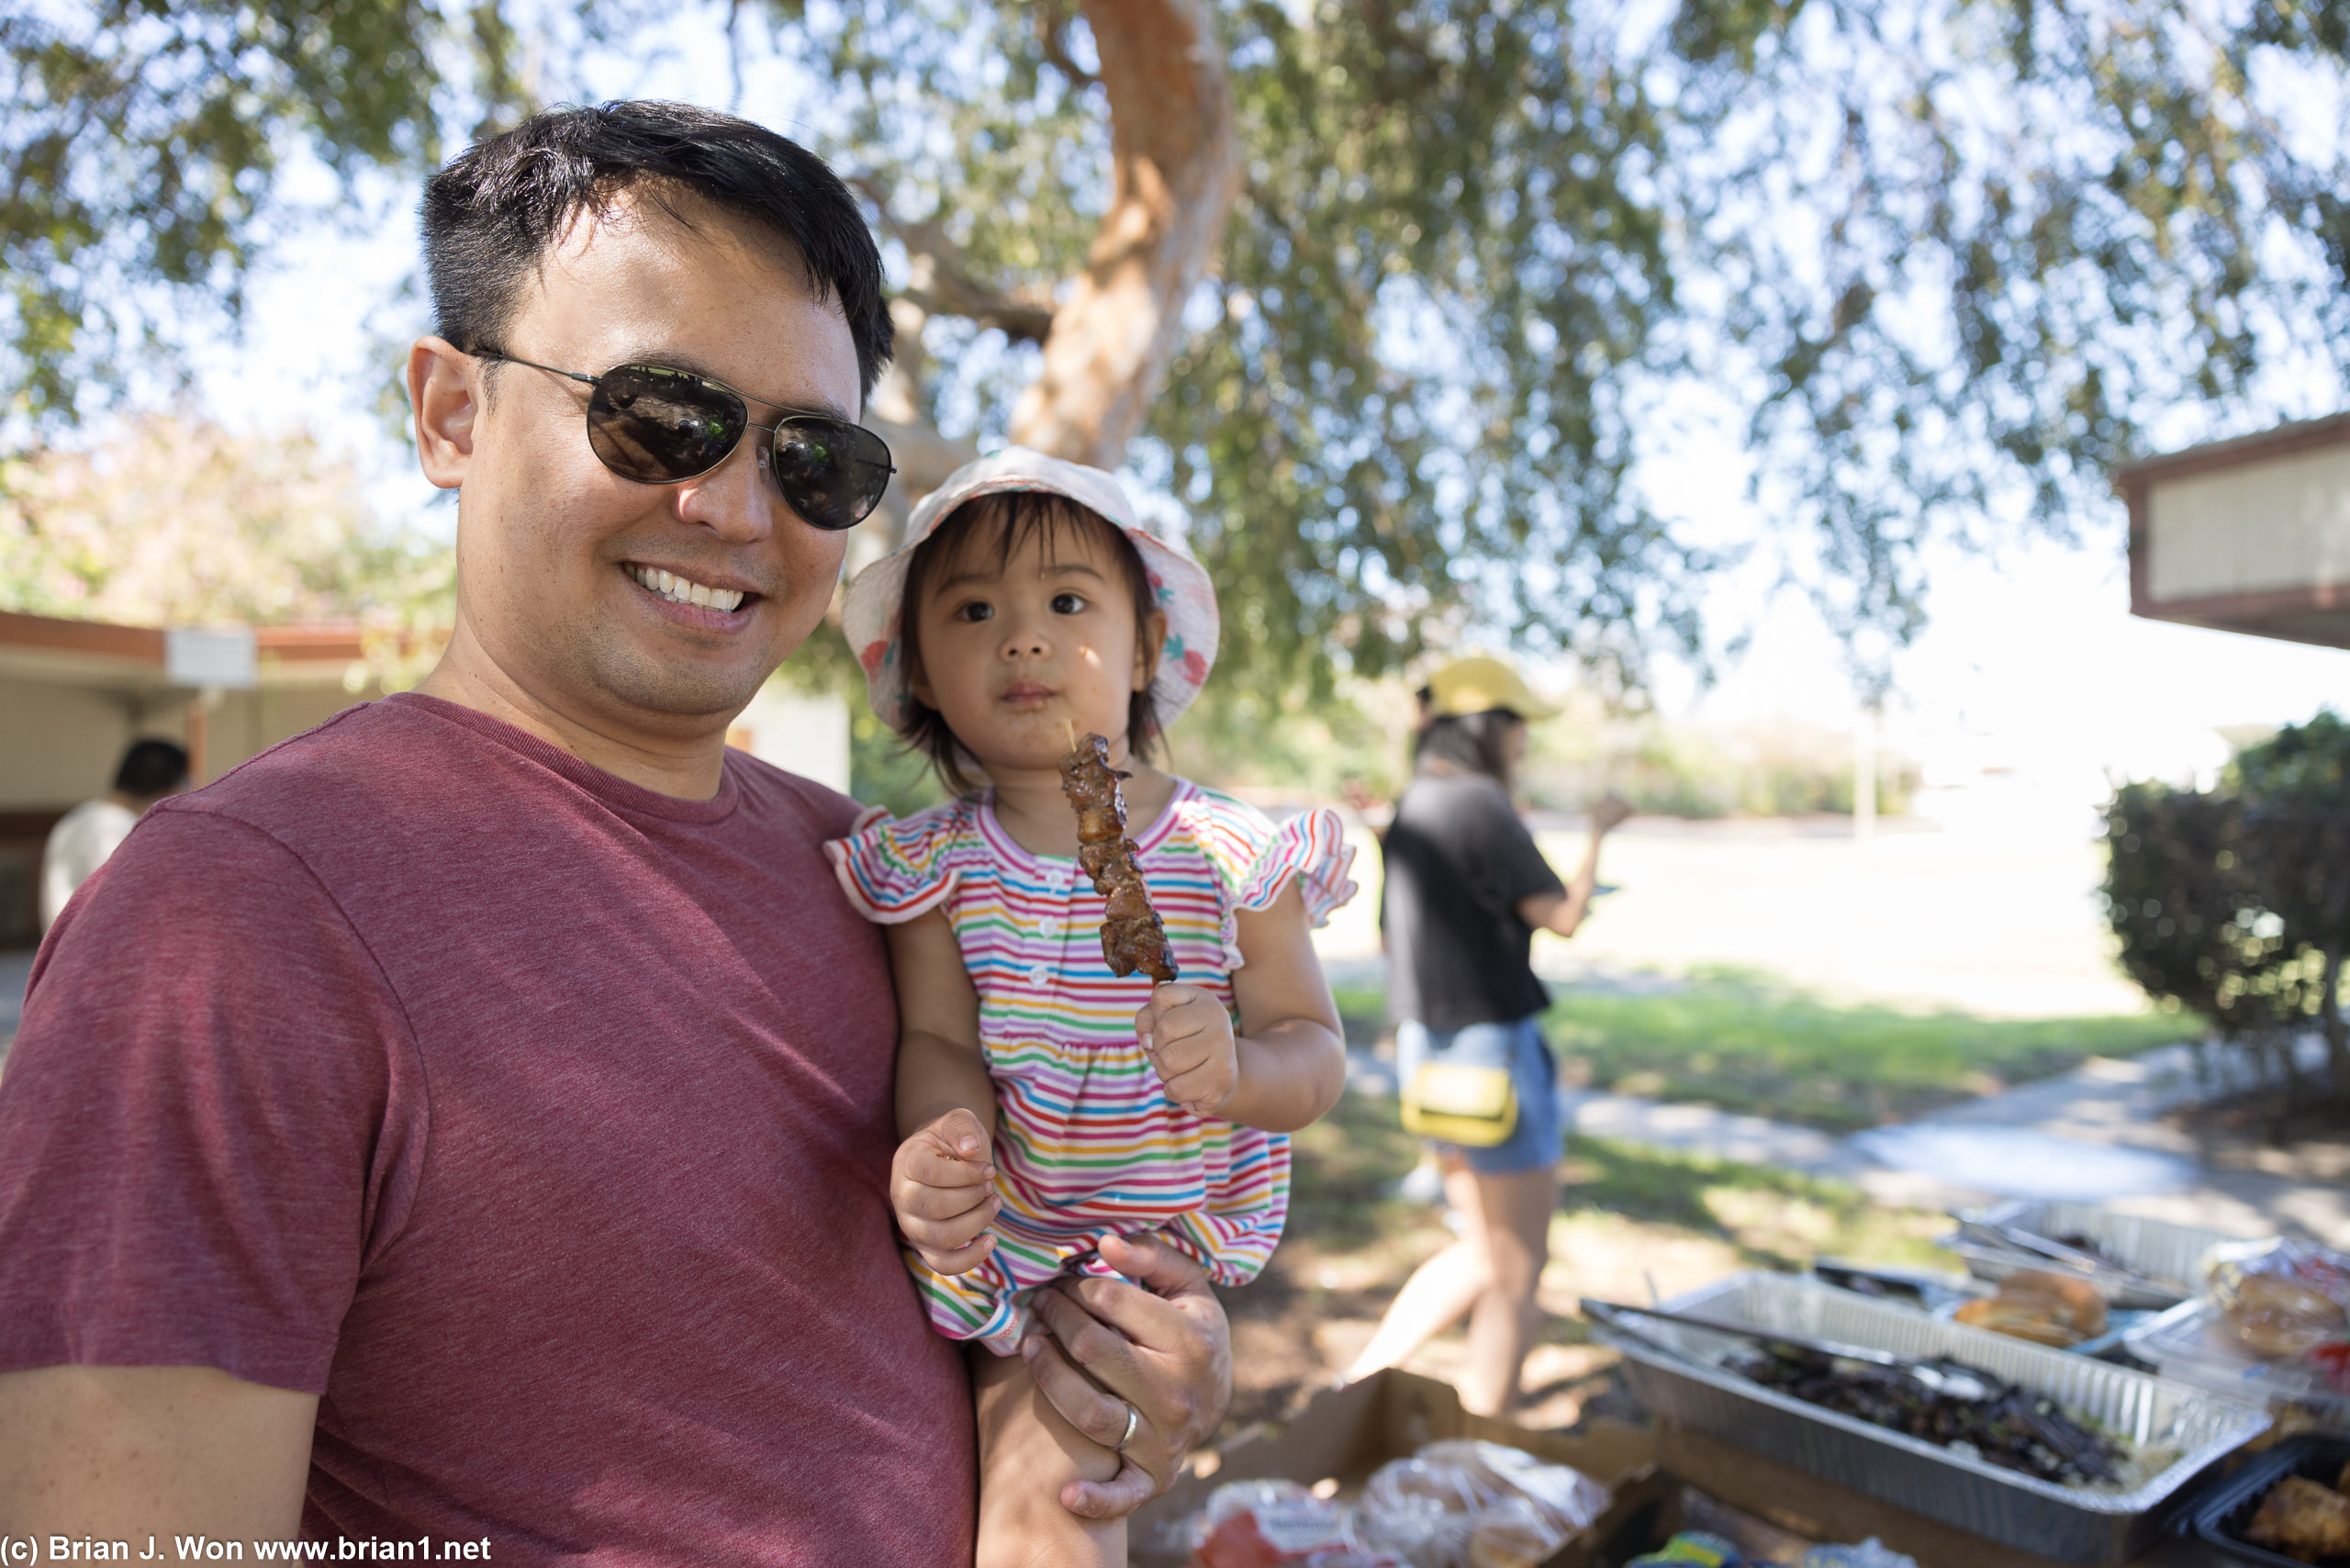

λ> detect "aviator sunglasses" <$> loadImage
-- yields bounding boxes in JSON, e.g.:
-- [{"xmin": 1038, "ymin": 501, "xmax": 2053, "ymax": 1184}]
[{"xmin": 471, "ymin": 350, "xmax": 895, "ymax": 531}]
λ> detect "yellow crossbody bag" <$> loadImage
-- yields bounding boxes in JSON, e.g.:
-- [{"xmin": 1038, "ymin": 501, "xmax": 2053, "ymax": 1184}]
[{"xmin": 1400, "ymin": 1060, "xmax": 1518, "ymax": 1148}]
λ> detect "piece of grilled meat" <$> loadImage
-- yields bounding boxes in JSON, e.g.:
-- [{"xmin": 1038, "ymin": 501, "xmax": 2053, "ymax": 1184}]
[{"xmin": 1059, "ymin": 733, "xmax": 1178, "ymax": 984}]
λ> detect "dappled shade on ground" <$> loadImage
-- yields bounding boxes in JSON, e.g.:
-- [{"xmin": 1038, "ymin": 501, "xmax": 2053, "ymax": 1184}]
[{"xmin": 1218, "ymin": 1091, "xmax": 1951, "ymax": 1435}]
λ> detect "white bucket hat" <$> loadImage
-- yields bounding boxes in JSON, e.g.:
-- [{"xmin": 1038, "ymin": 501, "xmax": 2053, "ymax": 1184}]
[{"xmin": 842, "ymin": 446, "xmax": 1220, "ymax": 734}]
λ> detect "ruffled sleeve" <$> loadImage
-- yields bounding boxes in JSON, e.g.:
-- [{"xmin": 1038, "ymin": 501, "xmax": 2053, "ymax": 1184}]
[
  {"xmin": 1184, "ymin": 790, "xmax": 1360, "ymax": 931},
  {"xmin": 822, "ymin": 800, "xmax": 974, "ymax": 924}
]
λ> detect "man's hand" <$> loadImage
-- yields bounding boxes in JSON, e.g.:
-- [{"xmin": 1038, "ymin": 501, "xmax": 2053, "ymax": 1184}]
[
  {"xmin": 1023, "ymin": 1231, "xmax": 1231, "ymax": 1519},
  {"xmin": 1136, "ymin": 985, "xmax": 1239, "ymax": 1119},
  {"xmin": 890, "ymin": 1107, "xmax": 1000, "ymax": 1274}
]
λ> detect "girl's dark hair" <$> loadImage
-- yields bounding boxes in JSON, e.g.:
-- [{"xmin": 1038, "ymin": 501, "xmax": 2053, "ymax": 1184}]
[
  {"xmin": 899, "ymin": 492, "xmax": 1163, "ymax": 795},
  {"xmin": 421, "ymin": 101, "xmax": 892, "ymax": 397},
  {"xmin": 1412, "ymin": 700, "xmax": 1523, "ymax": 784}
]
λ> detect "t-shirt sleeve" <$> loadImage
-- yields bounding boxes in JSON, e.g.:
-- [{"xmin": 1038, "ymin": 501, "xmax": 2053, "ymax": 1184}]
[
  {"xmin": 822, "ymin": 802, "xmax": 969, "ymax": 924},
  {"xmin": 1188, "ymin": 794, "xmax": 1360, "ymax": 930},
  {"xmin": 1468, "ymin": 783, "xmax": 1565, "ymax": 912},
  {"xmin": 0, "ymin": 807, "xmax": 424, "ymax": 1394}
]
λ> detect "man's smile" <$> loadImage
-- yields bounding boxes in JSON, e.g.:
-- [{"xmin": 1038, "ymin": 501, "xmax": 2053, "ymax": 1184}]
[{"xmin": 624, "ymin": 561, "xmax": 757, "ymax": 617}]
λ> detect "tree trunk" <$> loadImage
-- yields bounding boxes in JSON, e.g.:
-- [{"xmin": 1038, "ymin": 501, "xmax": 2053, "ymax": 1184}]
[{"xmin": 1007, "ymin": 0, "xmax": 1243, "ymax": 467}]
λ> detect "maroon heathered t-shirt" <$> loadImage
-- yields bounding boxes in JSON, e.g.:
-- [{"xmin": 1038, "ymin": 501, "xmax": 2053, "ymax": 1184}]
[{"xmin": 0, "ymin": 694, "xmax": 973, "ymax": 1563}]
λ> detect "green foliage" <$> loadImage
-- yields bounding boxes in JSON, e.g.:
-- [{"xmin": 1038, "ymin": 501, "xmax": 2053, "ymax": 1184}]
[
  {"xmin": 8, "ymin": 0, "xmax": 2347, "ymax": 706},
  {"xmin": 2105, "ymin": 710, "xmax": 2350, "ymax": 1095},
  {"xmin": 1, "ymin": 0, "xmax": 538, "ymax": 431},
  {"xmin": 2101, "ymin": 782, "xmax": 2312, "ymax": 1030},
  {"xmin": 0, "ymin": 415, "xmax": 450, "ymax": 630},
  {"xmin": 760, "ymin": 0, "xmax": 2348, "ymax": 704}
]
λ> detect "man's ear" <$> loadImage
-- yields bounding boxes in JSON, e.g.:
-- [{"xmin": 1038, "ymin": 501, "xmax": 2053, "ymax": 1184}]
[
  {"xmin": 1132, "ymin": 609, "xmax": 1168, "ymax": 693},
  {"xmin": 408, "ymin": 337, "xmax": 481, "ymax": 491}
]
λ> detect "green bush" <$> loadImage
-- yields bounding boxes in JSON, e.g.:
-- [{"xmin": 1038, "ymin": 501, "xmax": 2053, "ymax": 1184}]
[{"xmin": 2104, "ymin": 709, "xmax": 2350, "ymax": 1099}]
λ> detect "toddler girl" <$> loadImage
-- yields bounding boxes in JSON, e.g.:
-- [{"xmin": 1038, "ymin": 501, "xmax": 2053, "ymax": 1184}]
[{"xmin": 825, "ymin": 448, "xmax": 1355, "ymax": 1566}]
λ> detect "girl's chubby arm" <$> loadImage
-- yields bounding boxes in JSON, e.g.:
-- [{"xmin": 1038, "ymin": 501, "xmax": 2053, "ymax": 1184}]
[
  {"xmin": 887, "ymin": 910, "xmax": 1003, "ymax": 1275},
  {"xmin": 1138, "ymin": 880, "xmax": 1346, "ymax": 1132}
]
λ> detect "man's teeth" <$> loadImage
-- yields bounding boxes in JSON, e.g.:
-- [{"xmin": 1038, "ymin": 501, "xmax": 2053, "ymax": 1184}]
[{"xmin": 629, "ymin": 565, "xmax": 745, "ymax": 612}]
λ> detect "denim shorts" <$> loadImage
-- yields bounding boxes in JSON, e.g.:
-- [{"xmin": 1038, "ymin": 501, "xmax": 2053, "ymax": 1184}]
[{"xmin": 1394, "ymin": 1014, "xmax": 1562, "ymax": 1175}]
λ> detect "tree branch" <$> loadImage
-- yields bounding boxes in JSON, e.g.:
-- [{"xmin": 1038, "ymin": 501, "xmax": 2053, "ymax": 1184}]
[
  {"xmin": 1009, "ymin": 0, "xmax": 1243, "ymax": 467},
  {"xmin": 1035, "ymin": 0, "xmax": 1099, "ymax": 86},
  {"xmin": 852, "ymin": 176, "xmax": 1058, "ymax": 343}
]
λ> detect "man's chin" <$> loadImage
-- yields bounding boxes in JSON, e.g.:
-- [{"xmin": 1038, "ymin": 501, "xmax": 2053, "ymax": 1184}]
[{"xmin": 583, "ymin": 644, "xmax": 778, "ymax": 734}]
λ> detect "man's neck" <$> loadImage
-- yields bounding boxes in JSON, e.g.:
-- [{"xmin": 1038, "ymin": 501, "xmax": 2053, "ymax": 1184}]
[{"xmin": 415, "ymin": 625, "xmax": 732, "ymax": 801}]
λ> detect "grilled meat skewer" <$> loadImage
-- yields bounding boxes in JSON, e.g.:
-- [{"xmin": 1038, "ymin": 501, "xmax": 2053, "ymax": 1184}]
[{"xmin": 1058, "ymin": 732, "xmax": 1179, "ymax": 984}]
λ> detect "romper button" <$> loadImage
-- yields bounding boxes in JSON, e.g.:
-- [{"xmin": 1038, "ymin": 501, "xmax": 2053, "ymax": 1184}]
[
  {"xmin": 1028, "ymin": 965, "xmax": 1052, "ymax": 987},
  {"xmin": 1038, "ymin": 916, "xmax": 1058, "ymax": 937}
]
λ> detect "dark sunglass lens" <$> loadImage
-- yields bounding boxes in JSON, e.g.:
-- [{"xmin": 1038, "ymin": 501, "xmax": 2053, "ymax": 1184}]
[
  {"xmin": 769, "ymin": 420, "xmax": 894, "ymax": 530},
  {"xmin": 586, "ymin": 365, "xmax": 745, "ymax": 483}
]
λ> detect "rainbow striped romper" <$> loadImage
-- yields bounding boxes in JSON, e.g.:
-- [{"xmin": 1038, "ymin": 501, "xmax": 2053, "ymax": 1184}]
[{"xmin": 825, "ymin": 782, "xmax": 1357, "ymax": 1354}]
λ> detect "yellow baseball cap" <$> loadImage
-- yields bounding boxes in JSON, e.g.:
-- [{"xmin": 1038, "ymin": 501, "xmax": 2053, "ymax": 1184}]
[{"xmin": 1423, "ymin": 655, "xmax": 1562, "ymax": 720}]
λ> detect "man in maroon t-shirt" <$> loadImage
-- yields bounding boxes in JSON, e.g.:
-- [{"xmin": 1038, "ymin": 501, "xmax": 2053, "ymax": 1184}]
[{"xmin": 0, "ymin": 103, "xmax": 1228, "ymax": 1563}]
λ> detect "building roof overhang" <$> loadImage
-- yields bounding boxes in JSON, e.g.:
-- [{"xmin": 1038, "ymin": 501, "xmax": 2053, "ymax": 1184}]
[{"xmin": 2118, "ymin": 412, "xmax": 2350, "ymax": 651}]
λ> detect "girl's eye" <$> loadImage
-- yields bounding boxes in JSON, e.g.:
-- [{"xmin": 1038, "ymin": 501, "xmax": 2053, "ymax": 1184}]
[
  {"xmin": 955, "ymin": 600, "xmax": 995, "ymax": 623},
  {"xmin": 1049, "ymin": 592, "xmax": 1088, "ymax": 615}
]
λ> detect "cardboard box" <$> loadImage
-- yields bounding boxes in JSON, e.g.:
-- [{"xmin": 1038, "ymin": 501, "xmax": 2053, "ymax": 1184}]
[{"xmin": 1129, "ymin": 1370, "xmax": 1675, "ymax": 1567}]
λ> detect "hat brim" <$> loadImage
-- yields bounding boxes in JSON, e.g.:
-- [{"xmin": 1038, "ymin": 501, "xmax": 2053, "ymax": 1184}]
[{"xmin": 841, "ymin": 448, "xmax": 1220, "ymax": 738}]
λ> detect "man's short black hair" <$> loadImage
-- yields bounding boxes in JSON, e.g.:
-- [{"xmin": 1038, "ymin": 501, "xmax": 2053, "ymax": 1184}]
[
  {"xmin": 421, "ymin": 101, "xmax": 892, "ymax": 398},
  {"xmin": 115, "ymin": 739, "xmax": 190, "ymax": 799}
]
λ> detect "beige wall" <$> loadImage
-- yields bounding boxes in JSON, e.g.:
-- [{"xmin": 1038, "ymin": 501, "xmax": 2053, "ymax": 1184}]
[
  {"xmin": 202, "ymin": 686, "xmax": 372, "ymax": 778},
  {"xmin": 0, "ymin": 677, "xmax": 375, "ymax": 810},
  {"xmin": 0, "ymin": 676, "xmax": 189, "ymax": 810},
  {"xmin": 2147, "ymin": 440, "xmax": 2350, "ymax": 601}
]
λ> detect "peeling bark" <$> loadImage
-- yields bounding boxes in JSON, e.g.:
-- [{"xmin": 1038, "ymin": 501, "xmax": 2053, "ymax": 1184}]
[{"xmin": 1008, "ymin": 0, "xmax": 1242, "ymax": 467}]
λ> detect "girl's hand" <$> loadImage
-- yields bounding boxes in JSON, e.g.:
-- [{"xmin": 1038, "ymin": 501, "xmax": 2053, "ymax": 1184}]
[
  {"xmin": 890, "ymin": 1107, "xmax": 1001, "ymax": 1275},
  {"xmin": 1137, "ymin": 984, "xmax": 1239, "ymax": 1120}
]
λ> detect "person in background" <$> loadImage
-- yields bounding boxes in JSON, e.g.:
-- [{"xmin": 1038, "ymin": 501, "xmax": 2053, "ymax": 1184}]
[
  {"xmin": 1344, "ymin": 655, "xmax": 1630, "ymax": 1416},
  {"xmin": 39, "ymin": 739, "xmax": 190, "ymax": 932}
]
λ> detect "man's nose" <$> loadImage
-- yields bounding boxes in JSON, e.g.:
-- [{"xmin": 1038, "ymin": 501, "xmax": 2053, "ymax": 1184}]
[{"xmin": 671, "ymin": 438, "xmax": 778, "ymax": 544}]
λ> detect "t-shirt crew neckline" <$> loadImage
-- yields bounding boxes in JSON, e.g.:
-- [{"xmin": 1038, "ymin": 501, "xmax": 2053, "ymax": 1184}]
[
  {"xmin": 384, "ymin": 691, "xmax": 743, "ymax": 825},
  {"xmin": 976, "ymin": 778, "xmax": 1193, "ymax": 877}
]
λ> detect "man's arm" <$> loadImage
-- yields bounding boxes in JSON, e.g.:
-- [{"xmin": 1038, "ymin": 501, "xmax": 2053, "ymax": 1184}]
[
  {"xmin": 0, "ymin": 1366, "xmax": 315, "ymax": 1543},
  {"xmin": 1019, "ymin": 1232, "xmax": 1231, "ymax": 1519}
]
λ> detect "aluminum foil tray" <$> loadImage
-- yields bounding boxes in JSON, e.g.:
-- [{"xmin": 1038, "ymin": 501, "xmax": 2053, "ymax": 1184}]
[
  {"xmin": 1942, "ymin": 1198, "xmax": 2259, "ymax": 1309},
  {"xmin": 1597, "ymin": 1271, "xmax": 2270, "ymax": 1563}
]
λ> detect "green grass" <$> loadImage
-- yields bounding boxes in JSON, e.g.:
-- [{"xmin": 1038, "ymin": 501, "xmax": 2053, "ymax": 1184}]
[
  {"xmin": 1546, "ymin": 966, "xmax": 2195, "ymax": 1129},
  {"xmin": 1329, "ymin": 965, "xmax": 2197, "ymax": 1132}
]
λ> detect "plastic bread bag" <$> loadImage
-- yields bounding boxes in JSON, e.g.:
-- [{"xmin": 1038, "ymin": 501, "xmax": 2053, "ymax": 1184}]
[
  {"xmin": 1356, "ymin": 1440, "xmax": 1609, "ymax": 1568},
  {"xmin": 1189, "ymin": 1479, "xmax": 1354, "ymax": 1567},
  {"xmin": 2206, "ymin": 1238, "xmax": 2350, "ymax": 1369},
  {"xmin": 1465, "ymin": 1495, "xmax": 1570, "ymax": 1568}
]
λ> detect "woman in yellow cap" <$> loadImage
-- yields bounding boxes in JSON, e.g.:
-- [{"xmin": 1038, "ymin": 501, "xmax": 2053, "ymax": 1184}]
[{"xmin": 1344, "ymin": 655, "xmax": 1630, "ymax": 1416}]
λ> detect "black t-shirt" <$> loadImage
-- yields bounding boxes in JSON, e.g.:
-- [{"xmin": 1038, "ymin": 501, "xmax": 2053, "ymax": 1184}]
[{"xmin": 1382, "ymin": 770, "xmax": 1566, "ymax": 1030}]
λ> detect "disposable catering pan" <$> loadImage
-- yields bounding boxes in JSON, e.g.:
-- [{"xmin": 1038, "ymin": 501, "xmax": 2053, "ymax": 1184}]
[
  {"xmin": 2180, "ymin": 1432, "xmax": 2350, "ymax": 1564},
  {"xmin": 1594, "ymin": 1271, "xmax": 2271, "ymax": 1564},
  {"xmin": 1940, "ymin": 1198, "xmax": 2260, "ymax": 1310}
]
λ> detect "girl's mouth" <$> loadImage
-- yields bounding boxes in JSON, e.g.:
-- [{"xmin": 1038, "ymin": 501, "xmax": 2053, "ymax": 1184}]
[{"xmin": 999, "ymin": 681, "xmax": 1056, "ymax": 708}]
